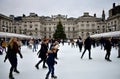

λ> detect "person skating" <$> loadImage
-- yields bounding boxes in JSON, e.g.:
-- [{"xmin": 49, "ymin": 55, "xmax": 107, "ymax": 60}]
[
  {"xmin": 4, "ymin": 37, "xmax": 23, "ymax": 79},
  {"xmin": 117, "ymin": 39, "xmax": 120, "ymax": 58},
  {"xmin": 35, "ymin": 38, "xmax": 49, "ymax": 69},
  {"xmin": 45, "ymin": 47, "xmax": 57, "ymax": 79},
  {"xmin": 104, "ymin": 38, "xmax": 112, "ymax": 62},
  {"xmin": 50, "ymin": 41, "xmax": 59, "ymax": 59},
  {"xmin": 81, "ymin": 36, "xmax": 92, "ymax": 59},
  {"xmin": 76, "ymin": 37, "xmax": 83, "ymax": 52}
]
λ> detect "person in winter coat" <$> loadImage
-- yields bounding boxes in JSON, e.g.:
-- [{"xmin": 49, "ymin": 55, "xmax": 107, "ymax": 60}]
[
  {"xmin": 50, "ymin": 41, "xmax": 59, "ymax": 59},
  {"xmin": 1, "ymin": 38, "xmax": 7, "ymax": 53},
  {"xmin": 4, "ymin": 37, "xmax": 23, "ymax": 79},
  {"xmin": 35, "ymin": 38, "xmax": 49, "ymax": 69},
  {"xmin": 45, "ymin": 47, "xmax": 57, "ymax": 79},
  {"xmin": 117, "ymin": 39, "xmax": 120, "ymax": 58},
  {"xmin": 104, "ymin": 38, "xmax": 112, "ymax": 61},
  {"xmin": 76, "ymin": 37, "xmax": 83, "ymax": 52},
  {"xmin": 81, "ymin": 36, "xmax": 92, "ymax": 59},
  {"xmin": 0, "ymin": 45, "xmax": 4, "ymax": 55}
]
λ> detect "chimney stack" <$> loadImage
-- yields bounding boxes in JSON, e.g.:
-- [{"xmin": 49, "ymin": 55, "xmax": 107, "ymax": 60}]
[
  {"xmin": 94, "ymin": 13, "xmax": 96, "ymax": 17},
  {"xmin": 113, "ymin": 3, "xmax": 115, "ymax": 8}
]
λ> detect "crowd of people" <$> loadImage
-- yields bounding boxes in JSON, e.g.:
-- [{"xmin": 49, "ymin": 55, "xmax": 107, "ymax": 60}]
[{"xmin": 0, "ymin": 36, "xmax": 120, "ymax": 79}]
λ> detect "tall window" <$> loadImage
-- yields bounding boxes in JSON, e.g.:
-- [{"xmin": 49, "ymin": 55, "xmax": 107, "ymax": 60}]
[
  {"xmin": 30, "ymin": 25, "xmax": 32, "ymax": 28},
  {"xmin": 73, "ymin": 27, "xmax": 75, "ymax": 31},
  {"xmin": 81, "ymin": 24, "xmax": 84, "ymax": 27},
  {"xmin": 35, "ymin": 24, "xmax": 38, "ymax": 26},
  {"xmin": 92, "ymin": 24, "xmax": 95, "ymax": 27},
  {"xmin": 97, "ymin": 26, "xmax": 99, "ymax": 28},
  {"xmin": 44, "ymin": 27, "xmax": 46, "ymax": 31},
  {"xmin": 86, "ymin": 24, "xmax": 89, "ymax": 27},
  {"xmin": 111, "ymin": 22, "xmax": 113, "ymax": 25},
  {"xmin": 68, "ymin": 27, "xmax": 70, "ymax": 31},
  {"xmin": 24, "ymin": 25, "xmax": 27, "ymax": 27},
  {"xmin": 35, "ymin": 28, "xmax": 38, "ymax": 31},
  {"xmin": 63, "ymin": 27, "xmax": 65, "ymax": 31},
  {"xmin": 49, "ymin": 27, "xmax": 51, "ymax": 31},
  {"xmin": 30, "ymin": 32, "xmax": 33, "ymax": 35}
]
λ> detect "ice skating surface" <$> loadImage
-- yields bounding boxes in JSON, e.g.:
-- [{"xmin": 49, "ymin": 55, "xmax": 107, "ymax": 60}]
[{"xmin": 0, "ymin": 43, "xmax": 120, "ymax": 79}]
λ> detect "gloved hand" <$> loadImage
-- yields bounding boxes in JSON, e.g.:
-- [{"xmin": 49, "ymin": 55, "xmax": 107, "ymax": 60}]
[
  {"xmin": 54, "ymin": 61, "xmax": 57, "ymax": 64},
  {"xmin": 4, "ymin": 59, "xmax": 6, "ymax": 62},
  {"xmin": 20, "ymin": 55, "xmax": 23, "ymax": 59}
]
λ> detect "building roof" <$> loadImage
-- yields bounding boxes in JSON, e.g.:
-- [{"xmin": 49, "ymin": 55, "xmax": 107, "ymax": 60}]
[{"xmin": 76, "ymin": 12, "xmax": 103, "ymax": 22}]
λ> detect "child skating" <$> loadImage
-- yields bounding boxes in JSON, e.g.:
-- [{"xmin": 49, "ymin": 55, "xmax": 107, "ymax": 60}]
[{"xmin": 45, "ymin": 47, "xmax": 57, "ymax": 79}]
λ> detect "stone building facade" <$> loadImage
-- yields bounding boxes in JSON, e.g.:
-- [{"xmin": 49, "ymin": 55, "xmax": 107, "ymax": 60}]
[
  {"xmin": 107, "ymin": 3, "xmax": 120, "ymax": 32},
  {"xmin": 0, "ymin": 12, "xmax": 107, "ymax": 40},
  {"xmin": 0, "ymin": 14, "xmax": 13, "ymax": 33},
  {"xmin": 12, "ymin": 12, "xmax": 105, "ymax": 39},
  {"xmin": 0, "ymin": 3, "xmax": 119, "ymax": 39}
]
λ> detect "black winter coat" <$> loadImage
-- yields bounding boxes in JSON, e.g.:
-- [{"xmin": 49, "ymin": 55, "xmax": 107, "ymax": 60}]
[
  {"xmin": 104, "ymin": 40, "xmax": 112, "ymax": 51},
  {"xmin": 38, "ymin": 43, "xmax": 48, "ymax": 59},
  {"xmin": 46, "ymin": 53, "xmax": 55, "ymax": 66},
  {"xmin": 5, "ymin": 42, "xmax": 22, "ymax": 60},
  {"xmin": 84, "ymin": 37, "xmax": 92, "ymax": 49}
]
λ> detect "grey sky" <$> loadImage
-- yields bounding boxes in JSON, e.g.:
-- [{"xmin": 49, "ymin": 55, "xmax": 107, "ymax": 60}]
[{"xmin": 0, "ymin": 0, "xmax": 120, "ymax": 18}]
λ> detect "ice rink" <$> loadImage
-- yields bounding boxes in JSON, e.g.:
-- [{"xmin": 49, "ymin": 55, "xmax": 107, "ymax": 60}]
[{"xmin": 0, "ymin": 43, "xmax": 120, "ymax": 79}]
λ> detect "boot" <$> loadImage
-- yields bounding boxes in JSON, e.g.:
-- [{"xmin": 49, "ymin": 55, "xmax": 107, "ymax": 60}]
[
  {"xmin": 14, "ymin": 69, "xmax": 20, "ymax": 73},
  {"xmin": 45, "ymin": 76, "xmax": 49, "ymax": 79},
  {"xmin": 51, "ymin": 75, "xmax": 57, "ymax": 79},
  {"xmin": 43, "ymin": 61, "xmax": 47, "ymax": 68},
  {"xmin": 43, "ymin": 65, "xmax": 47, "ymax": 68},
  {"xmin": 35, "ymin": 64, "xmax": 39, "ymax": 69},
  {"xmin": 89, "ymin": 57, "xmax": 92, "ymax": 60},
  {"xmin": 107, "ymin": 59, "xmax": 112, "ymax": 62},
  {"xmin": 9, "ymin": 73, "xmax": 14, "ymax": 79}
]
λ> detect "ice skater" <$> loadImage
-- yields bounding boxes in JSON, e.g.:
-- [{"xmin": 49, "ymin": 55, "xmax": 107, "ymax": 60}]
[
  {"xmin": 32, "ymin": 39, "xmax": 37, "ymax": 52},
  {"xmin": 0, "ymin": 45, "xmax": 4, "ymax": 55},
  {"xmin": 104, "ymin": 38, "xmax": 112, "ymax": 62},
  {"xmin": 4, "ymin": 37, "xmax": 23, "ymax": 79},
  {"xmin": 81, "ymin": 36, "xmax": 92, "ymax": 59},
  {"xmin": 35, "ymin": 38, "xmax": 49, "ymax": 69},
  {"xmin": 45, "ymin": 47, "xmax": 57, "ymax": 79},
  {"xmin": 117, "ymin": 39, "xmax": 120, "ymax": 58},
  {"xmin": 50, "ymin": 41, "xmax": 59, "ymax": 59},
  {"xmin": 76, "ymin": 37, "xmax": 83, "ymax": 52}
]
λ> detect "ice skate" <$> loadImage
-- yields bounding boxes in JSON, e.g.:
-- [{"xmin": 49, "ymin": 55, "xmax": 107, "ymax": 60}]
[
  {"xmin": 51, "ymin": 75, "xmax": 57, "ymax": 79},
  {"xmin": 14, "ymin": 69, "xmax": 20, "ymax": 73},
  {"xmin": 9, "ymin": 73, "xmax": 14, "ymax": 79}
]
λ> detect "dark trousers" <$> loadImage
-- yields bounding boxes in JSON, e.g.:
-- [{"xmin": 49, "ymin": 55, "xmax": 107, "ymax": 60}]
[
  {"xmin": 0, "ymin": 51, "xmax": 2, "ymax": 55},
  {"xmin": 8, "ymin": 57, "xmax": 17, "ymax": 75},
  {"xmin": 46, "ymin": 64, "xmax": 54, "ymax": 77},
  {"xmin": 105, "ymin": 50, "xmax": 111, "ymax": 59},
  {"xmin": 81, "ymin": 48, "xmax": 91, "ymax": 59},
  {"xmin": 36, "ymin": 58, "xmax": 46, "ymax": 67},
  {"xmin": 118, "ymin": 47, "xmax": 120, "ymax": 57},
  {"xmin": 78, "ymin": 44, "xmax": 82, "ymax": 52}
]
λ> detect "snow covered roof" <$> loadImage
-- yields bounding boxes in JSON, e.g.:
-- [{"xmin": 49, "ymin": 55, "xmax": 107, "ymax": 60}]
[
  {"xmin": 0, "ymin": 32, "xmax": 32, "ymax": 39},
  {"xmin": 90, "ymin": 31, "xmax": 120, "ymax": 38}
]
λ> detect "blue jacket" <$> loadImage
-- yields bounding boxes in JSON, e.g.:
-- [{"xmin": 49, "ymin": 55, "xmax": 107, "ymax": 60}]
[{"xmin": 46, "ymin": 53, "xmax": 55, "ymax": 66}]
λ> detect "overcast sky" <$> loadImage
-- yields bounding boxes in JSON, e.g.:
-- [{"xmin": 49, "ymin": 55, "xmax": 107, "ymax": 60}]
[{"xmin": 0, "ymin": 0, "xmax": 120, "ymax": 18}]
